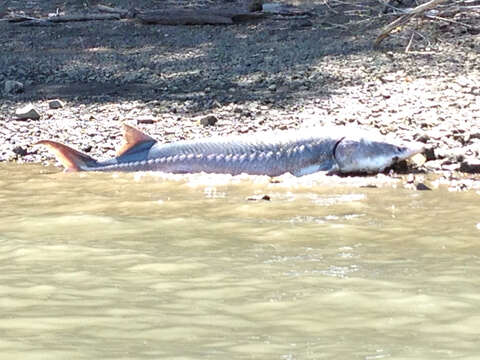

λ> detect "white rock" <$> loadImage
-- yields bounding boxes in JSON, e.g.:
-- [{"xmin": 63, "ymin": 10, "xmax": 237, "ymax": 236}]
[{"xmin": 15, "ymin": 104, "xmax": 41, "ymax": 120}]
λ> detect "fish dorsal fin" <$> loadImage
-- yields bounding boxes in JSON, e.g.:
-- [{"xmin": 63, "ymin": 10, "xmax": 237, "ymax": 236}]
[{"xmin": 117, "ymin": 124, "xmax": 156, "ymax": 157}]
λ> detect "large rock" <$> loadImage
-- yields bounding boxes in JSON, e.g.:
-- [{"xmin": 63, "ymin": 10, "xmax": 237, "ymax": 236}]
[
  {"xmin": 4, "ymin": 80, "xmax": 24, "ymax": 94},
  {"xmin": 15, "ymin": 104, "xmax": 41, "ymax": 120}
]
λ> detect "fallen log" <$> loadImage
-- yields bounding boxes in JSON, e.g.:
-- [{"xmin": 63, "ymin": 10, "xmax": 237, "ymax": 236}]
[
  {"xmin": 8, "ymin": 0, "xmax": 305, "ymax": 27},
  {"xmin": 136, "ymin": 9, "xmax": 235, "ymax": 25},
  {"xmin": 98, "ymin": 0, "xmax": 265, "ymax": 25},
  {"xmin": 135, "ymin": 7, "xmax": 265, "ymax": 25}
]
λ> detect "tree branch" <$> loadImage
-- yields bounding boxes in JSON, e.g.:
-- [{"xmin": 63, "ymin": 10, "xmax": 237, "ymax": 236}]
[{"xmin": 375, "ymin": 0, "xmax": 450, "ymax": 47}]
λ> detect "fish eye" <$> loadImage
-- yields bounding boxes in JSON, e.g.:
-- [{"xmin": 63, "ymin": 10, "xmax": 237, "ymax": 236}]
[{"xmin": 396, "ymin": 146, "xmax": 403, "ymax": 152}]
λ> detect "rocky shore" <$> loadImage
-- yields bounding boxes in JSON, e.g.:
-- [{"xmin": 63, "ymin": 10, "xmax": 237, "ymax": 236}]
[{"xmin": 1, "ymin": 0, "xmax": 479, "ymax": 189}]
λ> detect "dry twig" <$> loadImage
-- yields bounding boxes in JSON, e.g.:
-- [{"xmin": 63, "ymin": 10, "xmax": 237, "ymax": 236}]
[
  {"xmin": 375, "ymin": 0, "xmax": 450, "ymax": 47},
  {"xmin": 47, "ymin": 14, "xmax": 120, "ymax": 22},
  {"xmin": 8, "ymin": 12, "xmax": 120, "ymax": 23}
]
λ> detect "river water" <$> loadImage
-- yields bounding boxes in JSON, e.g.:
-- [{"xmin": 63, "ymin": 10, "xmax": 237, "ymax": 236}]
[{"xmin": 1, "ymin": 163, "xmax": 479, "ymax": 359}]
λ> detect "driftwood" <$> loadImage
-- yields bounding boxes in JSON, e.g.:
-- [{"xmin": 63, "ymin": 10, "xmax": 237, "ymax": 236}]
[
  {"xmin": 375, "ymin": 0, "xmax": 450, "ymax": 47},
  {"xmin": 47, "ymin": 14, "xmax": 120, "ymax": 22},
  {"xmin": 7, "ymin": 1, "xmax": 310, "ymax": 27},
  {"xmin": 96, "ymin": 1, "xmax": 265, "ymax": 25},
  {"xmin": 132, "ymin": 2, "xmax": 312, "ymax": 25},
  {"xmin": 96, "ymin": 4, "xmax": 131, "ymax": 17},
  {"xmin": 136, "ymin": 10, "xmax": 234, "ymax": 25},
  {"xmin": 135, "ymin": 8, "xmax": 265, "ymax": 25},
  {"xmin": 132, "ymin": 1, "xmax": 315, "ymax": 25},
  {"xmin": 9, "ymin": 13, "xmax": 120, "ymax": 24}
]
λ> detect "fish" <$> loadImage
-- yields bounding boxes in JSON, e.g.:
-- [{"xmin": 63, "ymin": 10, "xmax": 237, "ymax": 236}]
[{"xmin": 36, "ymin": 124, "xmax": 423, "ymax": 176}]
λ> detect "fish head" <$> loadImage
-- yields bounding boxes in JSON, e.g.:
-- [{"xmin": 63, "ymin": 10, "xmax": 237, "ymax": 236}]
[{"xmin": 334, "ymin": 136, "xmax": 423, "ymax": 174}]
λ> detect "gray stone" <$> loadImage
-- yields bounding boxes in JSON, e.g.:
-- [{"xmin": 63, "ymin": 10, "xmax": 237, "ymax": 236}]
[
  {"xmin": 4, "ymin": 80, "xmax": 24, "ymax": 94},
  {"xmin": 416, "ymin": 183, "xmax": 432, "ymax": 191},
  {"xmin": 200, "ymin": 114, "xmax": 218, "ymax": 126},
  {"xmin": 12, "ymin": 146, "xmax": 28, "ymax": 157},
  {"xmin": 246, "ymin": 194, "xmax": 271, "ymax": 201},
  {"xmin": 15, "ymin": 104, "xmax": 41, "ymax": 120},
  {"xmin": 460, "ymin": 159, "xmax": 480, "ymax": 174},
  {"xmin": 423, "ymin": 147, "xmax": 436, "ymax": 161},
  {"xmin": 48, "ymin": 99, "xmax": 64, "ymax": 109}
]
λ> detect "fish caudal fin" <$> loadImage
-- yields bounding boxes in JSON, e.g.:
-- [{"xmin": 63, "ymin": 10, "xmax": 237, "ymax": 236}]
[{"xmin": 36, "ymin": 140, "xmax": 98, "ymax": 172}]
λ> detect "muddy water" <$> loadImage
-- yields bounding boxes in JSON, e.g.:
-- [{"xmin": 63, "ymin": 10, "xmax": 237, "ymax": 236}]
[{"xmin": 1, "ymin": 163, "xmax": 480, "ymax": 359}]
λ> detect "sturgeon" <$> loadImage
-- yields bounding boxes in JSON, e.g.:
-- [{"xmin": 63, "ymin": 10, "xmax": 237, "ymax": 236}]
[{"xmin": 37, "ymin": 124, "xmax": 423, "ymax": 176}]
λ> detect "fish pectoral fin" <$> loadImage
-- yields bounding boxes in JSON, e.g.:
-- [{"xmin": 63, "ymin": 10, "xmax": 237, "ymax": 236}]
[
  {"xmin": 36, "ymin": 140, "xmax": 97, "ymax": 172},
  {"xmin": 117, "ymin": 123, "xmax": 157, "ymax": 157},
  {"xmin": 293, "ymin": 160, "xmax": 337, "ymax": 177},
  {"xmin": 293, "ymin": 164, "xmax": 322, "ymax": 177}
]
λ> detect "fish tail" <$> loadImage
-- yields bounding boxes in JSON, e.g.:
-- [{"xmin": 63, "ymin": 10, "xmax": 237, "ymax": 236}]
[{"xmin": 36, "ymin": 140, "xmax": 98, "ymax": 172}]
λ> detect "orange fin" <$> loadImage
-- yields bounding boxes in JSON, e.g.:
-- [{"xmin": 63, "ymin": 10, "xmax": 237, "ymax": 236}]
[
  {"xmin": 117, "ymin": 124, "xmax": 156, "ymax": 157},
  {"xmin": 36, "ymin": 140, "xmax": 97, "ymax": 172}
]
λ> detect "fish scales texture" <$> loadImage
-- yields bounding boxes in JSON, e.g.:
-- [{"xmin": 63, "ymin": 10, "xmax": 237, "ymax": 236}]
[
  {"xmin": 99, "ymin": 132, "xmax": 338, "ymax": 176},
  {"xmin": 36, "ymin": 125, "xmax": 423, "ymax": 175}
]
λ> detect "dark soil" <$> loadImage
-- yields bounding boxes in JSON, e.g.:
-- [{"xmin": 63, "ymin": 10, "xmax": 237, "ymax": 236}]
[{"xmin": 1, "ymin": 0, "xmax": 479, "ymax": 189}]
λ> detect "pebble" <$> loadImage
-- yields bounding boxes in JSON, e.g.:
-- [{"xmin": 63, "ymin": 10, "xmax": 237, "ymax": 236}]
[
  {"xmin": 48, "ymin": 99, "xmax": 64, "ymax": 109},
  {"xmin": 423, "ymin": 160, "xmax": 444, "ymax": 171},
  {"xmin": 423, "ymin": 147, "xmax": 436, "ymax": 161},
  {"xmin": 12, "ymin": 146, "xmax": 28, "ymax": 157},
  {"xmin": 409, "ymin": 153, "xmax": 426, "ymax": 167},
  {"xmin": 15, "ymin": 104, "xmax": 41, "ymax": 120},
  {"xmin": 442, "ymin": 163, "xmax": 460, "ymax": 172},
  {"xmin": 459, "ymin": 159, "xmax": 480, "ymax": 174},
  {"xmin": 246, "ymin": 194, "xmax": 271, "ymax": 201},
  {"xmin": 137, "ymin": 118, "xmax": 156, "ymax": 124},
  {"xmin": 200, "ymin": 114, "xmax": 218, "ymax": 126},
  {"xmin": 416, "ymin": 183, "xmax": 432, "ymax": 191}
]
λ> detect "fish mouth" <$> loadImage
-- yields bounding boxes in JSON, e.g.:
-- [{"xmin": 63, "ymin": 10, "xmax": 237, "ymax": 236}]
[{"xmin": 386, "ymin": 142, "xmax": 425, "ymax": 174}]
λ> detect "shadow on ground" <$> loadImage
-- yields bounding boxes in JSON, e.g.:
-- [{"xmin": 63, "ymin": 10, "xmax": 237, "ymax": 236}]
[{"xmin": 1, "ymin": 0, "xmax": 396, "ymax": 112}]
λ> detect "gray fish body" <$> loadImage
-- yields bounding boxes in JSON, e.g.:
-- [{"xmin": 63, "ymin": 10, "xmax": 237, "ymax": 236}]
[
  {"xmin": 37, "ymin": 126, "xmax": 423, "ymax": 175},
  {"xmin": 74, "ymin": 127, "xmax": 421, "ymax": 176},
  {"xmin": 95, "ymin": 131, "xmax": 340, "ymax": 176}
]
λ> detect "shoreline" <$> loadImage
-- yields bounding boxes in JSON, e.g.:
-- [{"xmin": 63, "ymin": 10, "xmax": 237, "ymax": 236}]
[{"xmin": 1, "ymin": 0, "xmax": 479, "ymax": 188}]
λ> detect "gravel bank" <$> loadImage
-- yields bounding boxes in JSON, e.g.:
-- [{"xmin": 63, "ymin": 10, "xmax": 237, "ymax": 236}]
[{"xmin": 1, "ymin": 0, "xmax": 479, "ymax": 188}]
